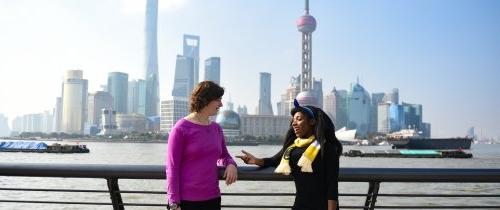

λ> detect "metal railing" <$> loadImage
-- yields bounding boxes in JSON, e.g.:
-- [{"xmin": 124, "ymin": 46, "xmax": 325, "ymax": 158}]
[{"xmin": 0, "ymin": 163, "xmax": 499, "ymax": 209}]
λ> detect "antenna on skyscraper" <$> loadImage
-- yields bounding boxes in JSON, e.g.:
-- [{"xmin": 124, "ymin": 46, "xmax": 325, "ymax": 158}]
[{"xmin": 305, "ymin": 0, "xmax": 309, "ymax": 14}]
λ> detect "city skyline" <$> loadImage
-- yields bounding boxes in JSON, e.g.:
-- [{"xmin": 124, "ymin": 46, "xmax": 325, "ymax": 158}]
[{"xmin": 0, "ymin": 0, "xmax": 499, "ymax": 138}]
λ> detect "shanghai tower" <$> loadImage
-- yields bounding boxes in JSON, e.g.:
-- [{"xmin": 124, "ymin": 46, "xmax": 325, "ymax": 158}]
[{"xmin": 144, "ymin": 0, "xmax": 159, "ymax": 117}]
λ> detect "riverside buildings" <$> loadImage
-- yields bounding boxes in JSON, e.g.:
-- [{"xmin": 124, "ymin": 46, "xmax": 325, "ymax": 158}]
[
  {"xmin": 11, "ymin": 111, "xmax": 53, "ymax": 134},
  {"xmin": 240, "ymin": 114, "xmax": 291, "ymax": 137}
]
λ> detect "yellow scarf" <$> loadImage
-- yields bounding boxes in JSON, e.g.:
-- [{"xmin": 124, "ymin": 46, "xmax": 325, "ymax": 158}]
[{"xmin": 274, "ymin": 135, "xmax": 321, "ymax": 175}]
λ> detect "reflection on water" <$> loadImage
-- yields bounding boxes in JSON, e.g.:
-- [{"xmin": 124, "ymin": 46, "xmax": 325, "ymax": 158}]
[{"xmin": 0, "ymin": 142, "xmax": 499, "ymax": 209}]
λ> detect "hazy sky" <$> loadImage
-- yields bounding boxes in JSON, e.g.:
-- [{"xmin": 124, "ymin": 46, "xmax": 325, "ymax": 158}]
[{"xmin": 0, "ymin": 0, "xmax": 499, "ymax": 138}]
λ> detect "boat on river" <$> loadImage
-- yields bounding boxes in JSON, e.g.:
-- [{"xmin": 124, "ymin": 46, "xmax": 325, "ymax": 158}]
[
  {"xmin": 0, "ymin": 141, "xmax": 89, "ymax": 153},
  {"xmin": 343, "ymin": 149, "xmax": 472, "ymax": 158},
  {"xmin": 387, "ymin": 129, "xmax": 472, "ymax": 150}
]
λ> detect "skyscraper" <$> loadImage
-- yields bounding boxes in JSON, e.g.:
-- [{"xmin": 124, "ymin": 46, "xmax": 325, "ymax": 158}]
[
  {"xmin": 371, "ymin": 92, "xmax": 386, "ymax": 133},
  {"xmin": 312, "ymin": 79, "xmax": 323, "ymax": 108},
  {"xmin": 88, "ymin": 91, "xmax": 114, "ymax": 126},
  {"xmin": 295, "ymin": 0, "xmax": 319, "ymax": 107},
  {"xmin": 183, "ymin": 34, "xmax": 200, "ymax": 84},
  {"xmin": 172, "ymin": 55, "xmax": 195, "ymax": 98},
  {"xmin": 107, "ymin": 72, "xmax": 129, "ymax": 113},
  {"xmin": 61, "ymin": 70, "xmax": 88, "ymax": 134},
  {"xmin": 389, "ymin": 103, "xmax": 405, "ymax": 132},
  {"xmin": 128, "ymin": 79, "xmax": 146, "ymax": 115},
  {"xmin": 41, "ymin": 110, "xmax": 53, "ymax": 133},
  {"xmin": 334, "ymin": 89, "xmax": 349, "ymax": 129},
  {"xmin": 204, "ymin": 57, "xmax": 220, "ymax": 84},
  {"xmin": 53, "ymin": 97, "xmax": 62, "ymax": 132},
  {"xmin": 348, "ymin": 80, "xmax": 371, "ymax": 137},
  {"xmin": 402, "ymin": 102, "xmax": 423, "ymax": 130},
  {"xmin": 257, "ymin": 72, "xmax": 273, "ymax": 115},
  {"xmin": 145, "ymin": 0, "xmax": 159, "ymax": 117},
  {"xmin": 323, "ymin": 88, "xmax": 336, "ymax": 123},
  {"xmin": 383, "ymin": 88, "xmax": 399, "ymax": 104},
  {"xmin": 277, "ymin": 75, "xmax": 301, "ymax": 116},
  {"xmin": 377, "ymin": 102, "xmax": 391, "ymax": 134},
  {"xmin": 171, "ymin": 34, "xmax": 200, "ymax": 99},
  {"xmin": 0, "ymin": 114, "xmax": 10, "ymax": 137},
  {"xmin": 160, "ymin": 98, "xmax": 189, "ymax": 133}
]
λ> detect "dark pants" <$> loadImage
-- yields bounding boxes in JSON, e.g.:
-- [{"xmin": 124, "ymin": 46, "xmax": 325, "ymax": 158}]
[{"xmin": 180, "ymin": 197, "xmax": 221, "ymax": 210}]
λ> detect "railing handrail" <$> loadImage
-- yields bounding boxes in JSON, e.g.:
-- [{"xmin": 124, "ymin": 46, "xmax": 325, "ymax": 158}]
[
  {"xmin": 0, "ymin": 163, "xmax": 499, "ymax": 209},
  {"xmin": 1, "ymin": 163, "xmax": 500, "ymax": 183}
]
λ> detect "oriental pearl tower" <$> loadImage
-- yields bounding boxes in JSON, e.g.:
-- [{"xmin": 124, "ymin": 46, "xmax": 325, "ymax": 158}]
[{"xmin": 295, "ymin": 0, "xmax": 318, "ymax": 107}]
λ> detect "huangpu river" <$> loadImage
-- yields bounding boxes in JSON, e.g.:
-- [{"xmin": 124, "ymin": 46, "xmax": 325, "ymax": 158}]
[{"xmin": 0, "ymin": 141, "xmax": 499, "ymax": 209}]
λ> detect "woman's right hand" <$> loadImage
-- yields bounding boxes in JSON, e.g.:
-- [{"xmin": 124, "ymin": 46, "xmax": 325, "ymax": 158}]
[{"xmin": 236, "ymin": 150, "xmax": 263, "ymax": 166}]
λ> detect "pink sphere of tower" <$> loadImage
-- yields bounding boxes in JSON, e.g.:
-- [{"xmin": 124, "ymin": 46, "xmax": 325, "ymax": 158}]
[
  {"xmin": 297, "ymin": 15, "xmax": 317, "ymax": 33},
  {"xmin": 296, "ymin": 91, "xmax": 318, "ymax": 107}
]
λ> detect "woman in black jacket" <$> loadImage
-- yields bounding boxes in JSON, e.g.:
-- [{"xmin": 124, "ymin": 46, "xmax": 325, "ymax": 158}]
[{"xmin": 237, "ymin": 99, "xmax": 342, "ymax": 210}]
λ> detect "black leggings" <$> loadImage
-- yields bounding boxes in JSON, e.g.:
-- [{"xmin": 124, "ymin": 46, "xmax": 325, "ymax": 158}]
[{"xmin": 180, "ymin": 197, "xmax": 221, "ymax": 210}]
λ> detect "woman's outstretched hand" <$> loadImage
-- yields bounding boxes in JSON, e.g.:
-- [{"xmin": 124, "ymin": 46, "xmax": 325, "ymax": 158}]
[{"xmin": 236, "ymin": 150, "xmax": 263, "ymax": 166}]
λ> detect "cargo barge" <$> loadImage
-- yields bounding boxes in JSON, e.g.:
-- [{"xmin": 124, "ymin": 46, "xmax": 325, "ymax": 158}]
[
  {"xmin": 386, "ymin": 129, "xmax": 473, "ymax": 150},
  {"xmin": 0, "ymin": 141, "xmax": 89, "ymax": 153},
  {"xmin": 343, "ymin": 149, "xmax": 472, "ymax": 158}
]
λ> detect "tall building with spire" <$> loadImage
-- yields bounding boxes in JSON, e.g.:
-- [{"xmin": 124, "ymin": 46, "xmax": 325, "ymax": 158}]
[
  {"xmin": 295, "ymin": 0, "xmax": 320, "ymax": 107},
  {"xmin": 144, "ymin": 0, "xmax": 159, "ymax": 117},
  {"xmin": 278, "ymin": 0, "xmax": 322, "ymax": 109}
]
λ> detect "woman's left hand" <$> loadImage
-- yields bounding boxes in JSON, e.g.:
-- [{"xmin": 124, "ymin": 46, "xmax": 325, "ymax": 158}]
[{"xmin": 224, "ymin": 164, "xmax": 238, "ymax": 185}]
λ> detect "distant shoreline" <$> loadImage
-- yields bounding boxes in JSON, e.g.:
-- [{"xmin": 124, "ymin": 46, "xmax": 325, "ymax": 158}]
[
  {"xmin": 1, "ymin": 138, "xmax": 167, "ymax": 144},
  {"xmin": 1, "ymin": 138, "xmax": 283, "ymax": 145}
]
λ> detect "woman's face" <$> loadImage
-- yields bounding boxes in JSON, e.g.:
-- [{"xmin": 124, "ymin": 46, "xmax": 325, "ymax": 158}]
[
  {"xmin": 203, "ymin": 97, "xmax": 223, "ymax": 116},
  {"xmin": 292, "ymin": 111, "xmax": 315, "ymax": 138}
]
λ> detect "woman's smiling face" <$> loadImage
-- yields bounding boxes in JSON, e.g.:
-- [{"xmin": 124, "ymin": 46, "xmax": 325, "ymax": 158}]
[{"xmin": 292, "ymin": 111, "xmax": 315, "ymax": 138}]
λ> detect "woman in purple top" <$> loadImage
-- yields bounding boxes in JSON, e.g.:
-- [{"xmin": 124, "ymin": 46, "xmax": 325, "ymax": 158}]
[{"xmin": 166, "ymin": 81, "xmax": 238, "ymax": 210}]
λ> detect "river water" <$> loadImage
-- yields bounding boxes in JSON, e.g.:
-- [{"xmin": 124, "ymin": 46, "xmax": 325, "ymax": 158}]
[{"xmin": 0, "ymin": 141, "xmax": 499, "ymax": 209}]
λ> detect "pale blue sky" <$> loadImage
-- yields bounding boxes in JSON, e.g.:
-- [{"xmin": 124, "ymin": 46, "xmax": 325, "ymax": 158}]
[{"xmin": 0, "ymin": 0, "xmax": 499, "ymax": 138}]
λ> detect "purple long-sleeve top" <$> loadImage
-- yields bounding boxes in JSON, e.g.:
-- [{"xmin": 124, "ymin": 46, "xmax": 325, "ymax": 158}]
[{"xmin": 166, "ymin": 119, "xmax": 236, "ymax": 203}]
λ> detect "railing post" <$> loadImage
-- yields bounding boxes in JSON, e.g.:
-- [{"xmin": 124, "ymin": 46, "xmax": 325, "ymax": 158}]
[
  {"xmin": 364, "ymin": 181, "xmax": 380, "ymax": 210},
  {"xmin": 106, "ymin": 178, "xmax": 124, "ymax": 210}
]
